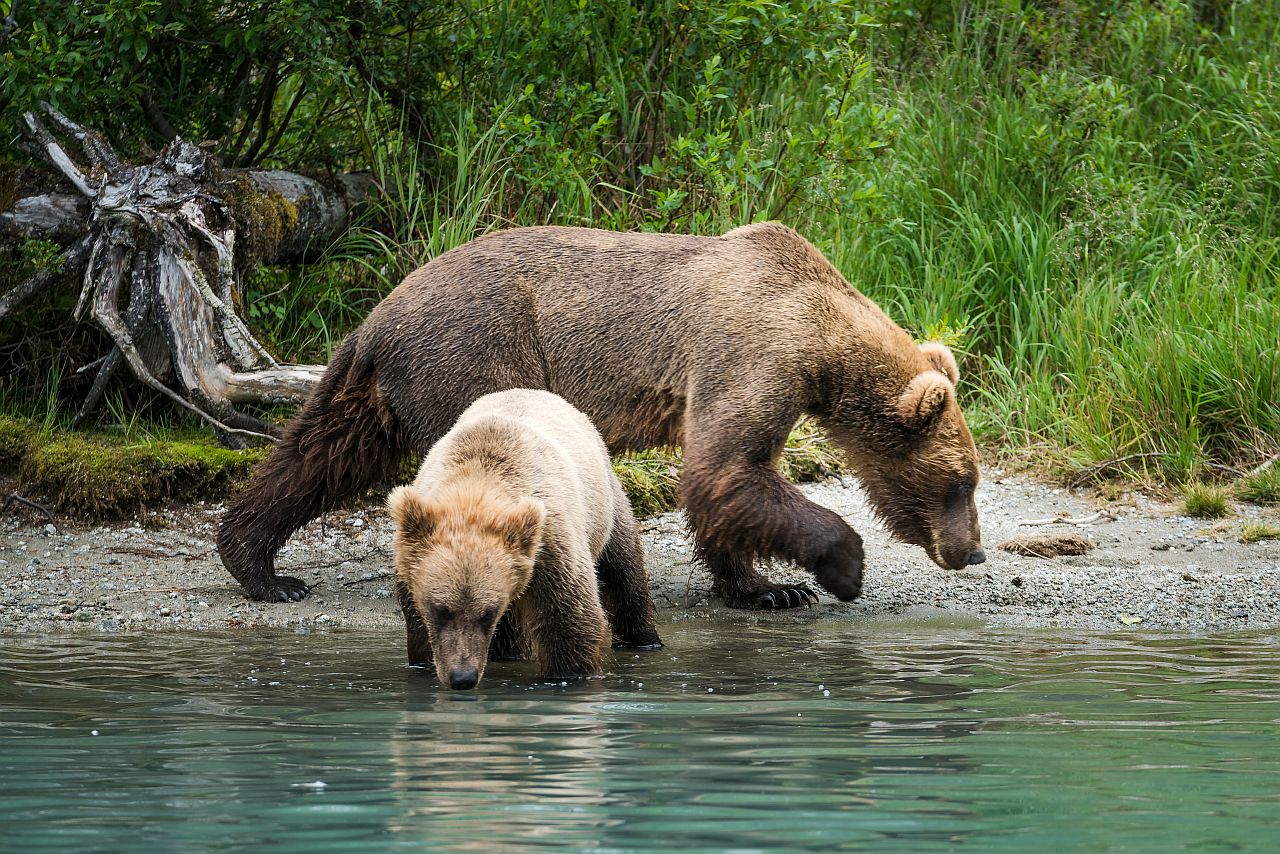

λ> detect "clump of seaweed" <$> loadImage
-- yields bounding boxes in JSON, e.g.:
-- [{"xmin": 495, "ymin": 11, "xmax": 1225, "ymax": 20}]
[{"xmin": 998, "ymin": 533, "xmax": 1096, "ymax": 558}]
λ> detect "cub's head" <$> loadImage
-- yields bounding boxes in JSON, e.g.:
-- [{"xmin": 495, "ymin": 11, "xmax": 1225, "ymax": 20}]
[
  {"xmin": 387, "ymin": 486, "xmax": 546, "ymax": 690},
  {"xmin": 850, "ymin": 342, "xmax": 985, "ymax": 571}
]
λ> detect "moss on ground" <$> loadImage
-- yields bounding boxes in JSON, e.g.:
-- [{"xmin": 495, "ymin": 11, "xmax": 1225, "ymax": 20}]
[
  {"xmin": 612, "ymin": 451, "xmax": 682, "ymax": 519},
  {"xmin": 0, "ymin": 416, "xmax": 38, "ymax": 470},
  {"xmin": 1, "ymin": 416, "xmax": 845, "ymax": 522},
  {"xmin": 16, "ymin": 431, "xmax": 267, "ymax": 519},
  {"xmin": 612, "ymin": 420, "xmax": 846, "ymax": 519},
  {"xmin": 779, "ymin": 419, "xmax": 847, "ymax": 484}
]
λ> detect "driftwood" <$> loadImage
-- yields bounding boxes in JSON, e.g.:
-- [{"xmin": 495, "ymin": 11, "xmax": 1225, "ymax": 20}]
[
  {"xmin": 1017, "ymin": 509, "xmax": 1117, "ymax": 527},
  {"xmin": 1, "ymin": 105, "xmax": 372, "ymax": 446}
]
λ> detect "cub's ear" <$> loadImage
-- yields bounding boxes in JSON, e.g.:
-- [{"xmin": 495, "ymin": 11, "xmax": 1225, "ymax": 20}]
[
  {"xmin": 502, "ymin": 498, "xmax": 546, "ymax": 560},
  {"xmin": 895, "ymin": 370, "xmax": 953, "ymax": 432},
  {"xmin": 919, "ymin": 342, "xmax": 960, "ymax": 386},
  {"xmin": 387, "ymin": 486, "xmax": 438, "ymax": 541}
]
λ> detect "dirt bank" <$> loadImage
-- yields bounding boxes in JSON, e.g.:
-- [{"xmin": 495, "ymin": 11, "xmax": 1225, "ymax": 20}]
[{"xmin": 2, "ymin": 470, "xmax": 1278, "ymax": 635}]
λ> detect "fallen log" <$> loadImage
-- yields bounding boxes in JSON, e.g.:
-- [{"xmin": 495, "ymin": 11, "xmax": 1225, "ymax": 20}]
[{"xmin": 0, "ymin": 105, "xmax": 373, "ymax": 446}]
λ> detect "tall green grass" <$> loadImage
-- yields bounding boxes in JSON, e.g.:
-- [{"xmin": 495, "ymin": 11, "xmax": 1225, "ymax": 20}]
[
  {"xmin": 208, "ymin": 2, "xmax": 1280, "ymax": 482},
  {"xmin": 832, "ymin": 1, "xmax": 1280, "ymax": 479}
]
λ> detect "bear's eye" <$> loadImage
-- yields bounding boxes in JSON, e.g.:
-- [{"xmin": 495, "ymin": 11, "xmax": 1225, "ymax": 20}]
[
  {"xmin": 428, "ymin": 603, "xmax": 452, "ymax": 622},
  {"xmin": 478, "ymin": 606, "xmax": 500, "ymax": 628},
  {"xmin": 947, "ymin": 482, "xmax": 974, "ymax": 502}
]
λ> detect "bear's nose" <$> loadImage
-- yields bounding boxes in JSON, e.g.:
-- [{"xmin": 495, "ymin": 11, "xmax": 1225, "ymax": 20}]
[
  {"xmin": 448, "ymin": 668, "xmax": 479, "ymax": 690},
  {"xmin": 967, "ymin": 549, "xmax": 987, "ymax": 566}
]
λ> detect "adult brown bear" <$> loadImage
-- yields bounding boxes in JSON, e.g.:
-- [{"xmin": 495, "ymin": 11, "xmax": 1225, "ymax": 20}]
[{"xmin": 218, "ymin": 223, "xmax": 985, "ymax": 609}]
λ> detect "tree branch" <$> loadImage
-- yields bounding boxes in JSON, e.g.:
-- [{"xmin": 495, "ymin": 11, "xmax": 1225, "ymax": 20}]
[
  {"xmin": 22, "ymin": 111, "xmax": 97, "ymax": 198},
  {"xmin": 0, "ymin": 234, "xmax": 93, "ymax": 323}
]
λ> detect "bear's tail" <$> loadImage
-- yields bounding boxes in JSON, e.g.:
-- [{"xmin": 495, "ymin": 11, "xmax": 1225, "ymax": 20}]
[{"xmin": 217, "ymin": 336, "xmax": 407, "ymax": 601}]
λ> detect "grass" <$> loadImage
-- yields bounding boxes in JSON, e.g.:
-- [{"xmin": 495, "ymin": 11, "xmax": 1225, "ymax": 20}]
[
  {"xmin": 834, "ymin": 3, "xmax": 1280, "ymax": 483},
  {"xmin": 1240, "ymin": 522, "xmax": 1280, "ymax": 544},
  {"xmin": 1236, "ymin": 464, "xmax": 1280, "ymax": 505},
  {"xmin": 1182, "ymin": 483, "xmax": 1230, "ymax": 519},
  {"xmin": 6, "ymin": 2, "xmax": 1279, "ymax": 493},
  {"xmin": 265, "ymin": 1, "xmax": 1277, "ymax": 488}
]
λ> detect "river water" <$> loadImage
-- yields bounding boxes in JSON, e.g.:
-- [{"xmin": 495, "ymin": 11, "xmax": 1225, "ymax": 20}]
[{"xmin": 2, "ymin": 622, "xmax": 1278, "ymax": 851}]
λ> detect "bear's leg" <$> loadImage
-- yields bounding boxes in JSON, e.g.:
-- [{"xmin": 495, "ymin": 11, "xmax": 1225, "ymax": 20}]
[
  {"xmin": 488, "ymin": 613, "xmax": 525, "ymax": 661},
  {"xmin": 526, "ymin": 556, "xmax": 610, "ymax": 680},
  {"xmin": 596, "ymin": 495, "xmax": 662, "ymax": 649},
  {"xmin": 396, "ymin": 579, "xmax": 434, "ymax": 667},
  {"xmin": 218, "ymin": 346, "xmax": 406, "ymax": 602},
  {"xmin": 681, "ymin": 398, "xmax": 864, "ymax": 610}
]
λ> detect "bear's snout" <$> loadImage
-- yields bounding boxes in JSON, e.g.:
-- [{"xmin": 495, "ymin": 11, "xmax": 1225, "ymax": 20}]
[
  {"xmin": 966, "ymin": 548, "xmax": 987, "ymax": 566},
  {"xmin": 448, "ymin": 667, "xmax": 479, "ymax": 690}
]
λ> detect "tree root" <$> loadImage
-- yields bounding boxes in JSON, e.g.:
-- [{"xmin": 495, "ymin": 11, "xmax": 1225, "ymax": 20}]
[{"xmin": 11, "ymin": 103, "xmax": 332, "ymax": 446}]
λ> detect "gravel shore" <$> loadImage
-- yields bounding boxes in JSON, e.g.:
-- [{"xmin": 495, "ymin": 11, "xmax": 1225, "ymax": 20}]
[{"xmin": 2, "ymin": 471, "xmax": 1278, "ymax": 635}]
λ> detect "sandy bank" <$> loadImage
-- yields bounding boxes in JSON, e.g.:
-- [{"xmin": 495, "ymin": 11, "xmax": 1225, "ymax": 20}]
[{"xmin": 2, "ymin": 472, "xmax": 1278, "ymax": 635}]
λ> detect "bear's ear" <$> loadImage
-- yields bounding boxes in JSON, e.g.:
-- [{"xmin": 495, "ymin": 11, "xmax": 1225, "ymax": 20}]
[
  {"xmin": 895, "ymin": 370, "xmax": 953, "ymax": 432},
  {"xmin": 502, "ymin": 498, "xmax": 546, "ymax": 560},
  {"xmin": 387, "ymin": 486, "xmax": 438, "ymax": 542},
  {"xmin": 919, "ymin": 342, "xmax": 960, "ymax": 386}
]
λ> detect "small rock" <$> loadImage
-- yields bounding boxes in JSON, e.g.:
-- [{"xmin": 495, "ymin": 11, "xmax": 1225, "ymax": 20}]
[{"xmin": 44, "ymin": 524, "xmax": 57, "ymax": 535}]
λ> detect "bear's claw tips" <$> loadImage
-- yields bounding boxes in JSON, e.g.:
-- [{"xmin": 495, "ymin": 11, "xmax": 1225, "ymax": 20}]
[
  {"xmin": 256, "ymin": 575, "xmax": 313, "ymax": 603},
  {"xmin": 757, "ymin": 587, "xmax": 818, "ymax": 610}
]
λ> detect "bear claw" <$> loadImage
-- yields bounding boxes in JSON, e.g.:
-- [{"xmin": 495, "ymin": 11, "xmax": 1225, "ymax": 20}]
[
  {"xmin": 754, "ymin": 586, "xmax": 818, "ymax": 610},
  {"xmin": 253, "ymin": 575, "xmax": 313, "ymax": 602}
]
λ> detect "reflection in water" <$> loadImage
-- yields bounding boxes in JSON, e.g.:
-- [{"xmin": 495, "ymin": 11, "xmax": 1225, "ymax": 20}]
[{"xmin": 1, "ymin": 624, "xmax": 1278, "ymax": 851}]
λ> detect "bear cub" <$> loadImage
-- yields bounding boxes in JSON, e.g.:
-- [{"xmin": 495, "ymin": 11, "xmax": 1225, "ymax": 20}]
[{"xmin": 387, "ymin": 388, "xmax": 661, "ymax": 689}]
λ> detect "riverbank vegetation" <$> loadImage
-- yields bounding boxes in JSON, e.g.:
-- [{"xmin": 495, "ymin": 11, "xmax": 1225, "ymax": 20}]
[{"xmin": 3, "ymin": 1, "xmax": 1277, "ymax": 517}]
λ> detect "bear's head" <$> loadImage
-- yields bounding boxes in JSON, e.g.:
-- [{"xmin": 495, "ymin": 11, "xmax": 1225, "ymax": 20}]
[
  {"xmin": 841, "ymin": 342, "xmax": 985, "ymax": 571},
  {"xmin": 387, "ymin": 485, "xmax": 546, "ymax": 690}
]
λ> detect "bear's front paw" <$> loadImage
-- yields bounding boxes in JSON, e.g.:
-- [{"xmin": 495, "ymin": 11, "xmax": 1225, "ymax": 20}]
[
  {"xmin": 249, "ymin": 574, "xmax": 313, "ymax": 602},
  {"xmin": 612, "ymin": 629, "xmax": 664, "ymax": 650},
  {"xmin": 811, "ymin": 531, "xmax": 864, "ymax": 601}
]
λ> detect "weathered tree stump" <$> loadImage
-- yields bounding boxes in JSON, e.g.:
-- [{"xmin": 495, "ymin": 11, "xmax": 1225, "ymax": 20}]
[{"xmin": 0, "ymin": 104, "xmax": 372, "ymax": 446}]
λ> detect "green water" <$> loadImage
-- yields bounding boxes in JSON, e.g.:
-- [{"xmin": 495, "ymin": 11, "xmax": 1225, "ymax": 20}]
[{"xmin": 2, "ymin": 623, "xmax": 1278, "ymax": 852}]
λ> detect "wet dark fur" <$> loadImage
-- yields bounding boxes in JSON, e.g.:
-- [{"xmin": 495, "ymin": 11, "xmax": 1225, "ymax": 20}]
[{"xmin": 218, "ymin": 223, "xmax": 982, "ymax": 608}]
